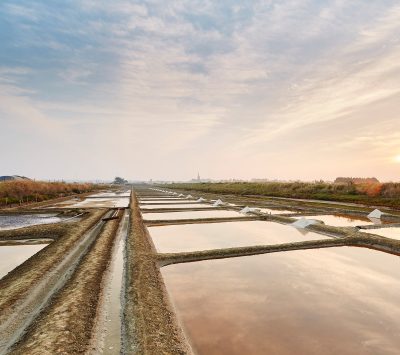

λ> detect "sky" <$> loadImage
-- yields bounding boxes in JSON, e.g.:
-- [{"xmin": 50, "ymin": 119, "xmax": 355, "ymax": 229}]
[{"xmin": 1, "ymin": 0, "xmax": 400, "ymax": 182}]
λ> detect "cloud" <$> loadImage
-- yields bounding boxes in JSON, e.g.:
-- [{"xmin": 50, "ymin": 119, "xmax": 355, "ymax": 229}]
[
  {"xmin": 1, "ymin": 0, "xmax": 400, "ymax": 180},
  {"xmin": 3, "ymin": 3, "xmax": 41, "ymax": 21}
]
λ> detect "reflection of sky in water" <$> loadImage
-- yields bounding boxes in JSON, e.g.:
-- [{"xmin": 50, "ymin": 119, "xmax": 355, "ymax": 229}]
[
  {"xmin": 149, "ymin": 221, "xmax": 326, "ymax": 253},
  {"xmin": 143, "ymin": 210, "xmax": 242, "ymax": 221},
  {"xmin": 361, "ymin": 228, "xmax": 400, "ymax": 241},
  {"xmin": 162, "ymin": 248, "xmax": 400, "ymax": 355},
  {"xmin": 295, "ymin": 214, "xmax": 374, "ymax": 227},
  {"xmin": 140, "ymin": 200, "xmax": 196, "ymax": 204},
  {"xmin": 0, "ymin": 244, "xmax": 46, "ymax": 279},
  {"xmin": 141, "ymin": 204, "xmax": 212, "ymax": 210},
  {"xmin": 0, "ymin": 214, "xmax": 63, "ymax": 230}
]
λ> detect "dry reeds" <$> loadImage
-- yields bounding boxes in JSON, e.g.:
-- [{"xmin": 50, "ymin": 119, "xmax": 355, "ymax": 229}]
[{"xmin": 0, "ymin": 180, "xmax": 97, "ymax": 206}]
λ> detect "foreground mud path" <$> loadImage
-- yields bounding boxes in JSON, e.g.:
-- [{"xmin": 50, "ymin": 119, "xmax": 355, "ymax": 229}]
[
  {"xmin": 11, "ymin": 212, "xmax": 121, "ymax": 354},
  {"xmin": 123, "ymin": 192, "xmax": 192, "ymax": 354},
  {"xmin": 0, "ymin": 209, "xmax": 106, "ymax": 353}
]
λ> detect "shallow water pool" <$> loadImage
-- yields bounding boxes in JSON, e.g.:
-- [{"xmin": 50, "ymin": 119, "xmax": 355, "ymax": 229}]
[
  {"xmin": 0, "ymin": 214, "xmax": 64, "ymax": 230},
  {"xmin": 361, "ymin": 227, "xmax": 400, "ymax": 241},
  {"xmin": 61, "ymin": 197, "xmax": 130, "ymax": 208},
  {"xmin": 140, "ymin": 200, "xmax": 196, "ymax": 205},
  {"xmin": 0, "ymin": 244, "xmax": 47, "ymax": 279},
  {"xmin": 295, "ymin": 214, "xmax": 374, "ymax": 227},
  {"xmin": 143, "ymin": 210, "xmax": 242, "ymax": 221},
  {"xmin": 141, "ymin": 204, "xmax": 212, "ymax": 210},
  {"xmin": 149, "ymin": 221, "xmax": 326, "ymax": 253},
  {"xmin": 162, "ymin": 247, "xmax": 400, "ymax": 355}
]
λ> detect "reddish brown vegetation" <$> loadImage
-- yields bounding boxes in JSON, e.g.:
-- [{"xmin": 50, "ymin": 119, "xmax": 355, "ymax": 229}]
[
  {"xmin": 0, "ymin": 180, "xmax": 97, "ymax": 206},
  {"xmin": 168, "ymin": 181, "xmax": 400, "ymax": 208},
  {"xmin": 355, "ymin": 182, "xmax": 383, "ymax": 197}
]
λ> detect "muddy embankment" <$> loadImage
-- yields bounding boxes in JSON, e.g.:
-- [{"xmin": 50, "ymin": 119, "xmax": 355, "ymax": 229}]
[
  {"xmin": 11, "ymin": 211, "xmax": 121, "ymax": 354},
  {"xmin": 0, "ymin": 210, "xmax": 86, "ymax": 245},
  {"xmin": 123, "ymin": 193, "xmax": 192, "ymax": 354},
  {"xmin": 158, "ymin": 234, "xmax": 400, "ymax": 266},
  {"xmin": 0, "ymin": 217, "xmax": 76, "ymax": 242},
  {"xmin": 0, "ymin": 209, "xmax": 106, "ymax": 352}
]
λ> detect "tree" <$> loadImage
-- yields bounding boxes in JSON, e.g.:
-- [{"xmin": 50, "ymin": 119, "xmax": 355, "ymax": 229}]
[{"xmin": 113, "ymin": 177, "xmax": 128, "ymax": 184}]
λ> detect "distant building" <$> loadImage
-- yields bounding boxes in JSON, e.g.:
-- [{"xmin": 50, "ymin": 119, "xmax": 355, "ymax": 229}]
[
  {"xmin": 0, "ymin": 175, "xmax": 30, "ymax": 182},
  {"xmin": 334, "ymin": 177, "xmax": 380, "ymax": 185},
  {"xmin": 190, "ymin": 172, "xmax": 211, "ymax": 183}
]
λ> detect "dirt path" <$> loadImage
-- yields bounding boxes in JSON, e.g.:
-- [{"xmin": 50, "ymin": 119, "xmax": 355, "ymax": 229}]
[
  {"xmin": 123, "ymin": 192, "xmax": 192, "ymax": 354},
  {"xmin": 11, "ymin": 212, "xmax": 121, "ymax": 354},
  {"xmin": 0, "ymin": 209, "xmax": 106, "ymax": 353}
]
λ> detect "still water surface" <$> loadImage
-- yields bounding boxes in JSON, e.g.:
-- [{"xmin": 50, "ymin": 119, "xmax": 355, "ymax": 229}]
[
  {"xmin": 0, "ymin": 214, "xmax": 64, "ymax": 230},
  {"xmin": 141, "ymin": 204, "xmax": 212, "ymax": 210},
  {"xmin": 143, "ymin": 210, "xmax": 242, "ymax": 221},
  {"xmin": 295, "ymin": 214, "xmax": 375, "ymax": 227},
  {"xmin": 362, "ymin": 227, "xmax": 400, "ymax": 241},
  {"xmin": 0, "ymin": 244, "xmax": 46, "ymax": 279},
  {"xmin": 149, "ymin": 221, "xmax": 326, "ymax": 253},
  {"xmin": 162, "ymin": 247, "xmax": 400, "ymax": 354},
  {"xmin": 140, "ymin": 200, "xmax": 196, "ymax": 204}
]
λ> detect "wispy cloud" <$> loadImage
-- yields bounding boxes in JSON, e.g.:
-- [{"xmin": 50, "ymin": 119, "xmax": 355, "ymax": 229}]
[{"xmin": 1, "ymin": 0, "xmax": 400, "ymax": 180}]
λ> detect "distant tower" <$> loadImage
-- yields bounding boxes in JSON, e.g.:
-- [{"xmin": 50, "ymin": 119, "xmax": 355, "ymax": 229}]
[{"xmin": 197, "ymin": 172, "xmax": 200, "ymax": 181}]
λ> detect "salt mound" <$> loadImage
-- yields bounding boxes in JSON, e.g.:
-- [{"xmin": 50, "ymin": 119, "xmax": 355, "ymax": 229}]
[
  {"xmin": 291, "ymin": 217, "xmax": 320, "ymax": 229},
  {"xmin": 368, "ymin": 209, "xmax": 383, "ymax": 219},
  {"xmin": 240, "ymin": 206, "xmax": 261, "ymax": 214},
  {"xmin": 178, "ymin": 194, "xmax": 184, "ymax": 197},
  {"xmin": 196, "ymin": 197, "xmax": 206, "ymax": 202},
  {"xmin": 213, "ymin": 199, "xmax": 224, "ymax": 206},
  {"xmin": 186, "ymin": 194, "xmax": 193, "ymax": 199}
]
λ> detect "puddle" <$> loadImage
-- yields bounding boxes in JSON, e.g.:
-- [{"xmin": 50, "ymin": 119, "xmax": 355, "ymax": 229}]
[
  {"xmin": 99, "ymin": 211, "xmax": 129, "ymax": 353},
  {"xmin": 0, "ymin": 244, "xmax": 47, "ymax": 280},
  {"xmin": 162, "ymin": 247, "xmax": 400, "ymax": 355},
  {"xmin": 0, "ymin": 214, "xmax": 65, "ymax": 230},
  {"xmin": 143, "ymin": 210, "xmax": 242, "ymax": 221},
  {"xmin": 294, "ymin": 214, "xmax": 376, "ymax": 227},
  {"xmin": 141, "ymin": 204, "xmax": 212, "ymax": 210},
  {"xmin": 361, "ymin": 228, "xmax": 400, "ymax": 241},
  {"xmin": 149, "ymin": 221, "xmax": 327, "ymax": 253}
]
